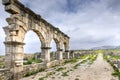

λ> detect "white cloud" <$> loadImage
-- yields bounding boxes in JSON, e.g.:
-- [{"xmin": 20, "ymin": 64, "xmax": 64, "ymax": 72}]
[{"xmin": 24, "ymin": 31, "xmax": 41, "ymax": 53}]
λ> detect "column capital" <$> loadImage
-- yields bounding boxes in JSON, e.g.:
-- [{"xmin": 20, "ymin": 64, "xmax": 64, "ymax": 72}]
[
  {"xmin": 4, "ymin": 41, "xmax": 25, "ymax": 45},
  {"xmin": 58, "ymin": 49, "xmax": 63, "ymax": 51},
  {"xmin": 65, "ymin": 50, "xmax": 69, "ymax": 52},
  {"xmin": 2, "ymin": 0, "xmax": 11, "ymax": 5},
  {"xmin": 41, "ymin": 47, "xmax": 51, "ymax": 49}
]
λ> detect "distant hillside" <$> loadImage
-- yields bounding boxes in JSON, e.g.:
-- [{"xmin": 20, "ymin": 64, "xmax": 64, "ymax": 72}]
[
  {"xmin": 91, "ymin": 46, "xmax": 120, "ymax": 50},
  {"xmin": 116, "ymin": 46, "xmax": 120, "ymax": 49}
]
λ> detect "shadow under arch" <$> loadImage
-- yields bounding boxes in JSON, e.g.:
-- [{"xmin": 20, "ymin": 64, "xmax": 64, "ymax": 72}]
[
  {"xmin": 50, "ymin": 38, "xmax": 59, "ymax": 61},
  {"xmin": 63, "ymin": 42, "xmax": 67, "ymax": 51}
]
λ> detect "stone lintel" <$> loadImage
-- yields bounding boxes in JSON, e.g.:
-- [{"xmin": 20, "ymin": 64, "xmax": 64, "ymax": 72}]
[
  {"xmin": 3, "ymin": 26, "xmax": 19, "ymax": 32},
  {"xmin": 3, "ymin": 26, "xmax": 9, "ymax": 30},
  {"xmin": 3, "ymin": 0, "xmax": 70, "ymax": 39},
  {"xmin": 15, "ymin": 1, "xmax": 42, "ymax": 21},
  {"xmin": 65, "ymin": 50, "xmax": 69, "ymax": 52},
  {"xmin": 41, "ymin": 47, "xmax": 51, "ymax": 49},
  {"xmin": 0, "ymin": 68, "xmax": 10, "ymax": 72},
  {"xmin": 58, "ymin": 49, "xmax": 63, "ymax": 51},
  {"xmin": 5, "ymin": 4, "xmax": 20, "ymax": 14},
  {"xmin": 2, "ymin": 0, "xmax": 11, "ymax": 5},
  {"xmin": 4, "ymin": 41, "xmax": 25, "ymax": 45},
  {"xmin": 41, "ymin": 18, "xmax": 70, "ymax": 39}
]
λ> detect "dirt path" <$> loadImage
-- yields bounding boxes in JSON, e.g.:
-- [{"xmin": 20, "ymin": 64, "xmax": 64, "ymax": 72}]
[
  {"xmin": 20, "ymin": 53, "xmax": 118, "ymax": 80},
  {"xmin": 75, "ymin": 53, "xmax": 118, "ymax": 80}
]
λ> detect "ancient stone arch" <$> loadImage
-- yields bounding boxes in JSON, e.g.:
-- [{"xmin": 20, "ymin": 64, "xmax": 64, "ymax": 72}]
[{"xmin": 2, "ymin": 0, "xmax": 70, "ymax": 80}]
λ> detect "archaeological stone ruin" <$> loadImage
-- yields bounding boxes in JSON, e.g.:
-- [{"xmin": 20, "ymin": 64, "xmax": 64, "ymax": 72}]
[{"xmin": 2, "ymin": 0, "xmax": 70, "ymax": 80}]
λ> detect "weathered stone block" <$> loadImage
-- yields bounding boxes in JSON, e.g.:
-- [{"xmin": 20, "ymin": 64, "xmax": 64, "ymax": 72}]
[
  {"xmin": 5, "ymin": 4, "xmax": 20, "ymax": 14},
  {"xmin": 117, "ymin": 60, "xmax": 120, "ymax": 68},
  {"xmin": 2, "ymin": 0, "xmax": 11, "ymax": 5}
]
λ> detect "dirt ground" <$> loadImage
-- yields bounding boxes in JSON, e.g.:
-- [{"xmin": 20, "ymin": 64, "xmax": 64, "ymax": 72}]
[{"xmin": 20, "ymin": 53, "xmax": 118, "ymax": 80}]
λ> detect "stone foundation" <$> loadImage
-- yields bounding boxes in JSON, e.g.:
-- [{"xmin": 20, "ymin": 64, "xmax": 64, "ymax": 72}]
[
  {"xmin": 0, "ymin": 68, "xmax": 11, "ymax": 80},
  {"xmin": 23, "ymin": 63, "xmax": 44, "ymax": 76}
]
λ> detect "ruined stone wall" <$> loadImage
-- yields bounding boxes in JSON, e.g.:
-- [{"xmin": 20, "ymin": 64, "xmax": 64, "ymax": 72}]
[
  {"xmin": 23, "ymin": 60, "xmax": 60, "ymax": 76},
  {"xmin": 69, "ymin": 50, "xmax": 94, "ymax": 59},
  {"xmin": 0, "ymin": 69, "xmax": 11, "ymax": 80},
  {"xmin": 104, "ymin": 50, "xmax": 120, "ymax": 56},
  {"xmin": 50, "ymin": 60, "xmax": 60, "ymax": 67},
  {"xmin": 23, "ymin": 54, "xmax": 34, "ymax": 60},
  {"xmin": 104, "ymin": 50, "xmax": 120, "ymax": 70},
  {"xmin": 23, "ymin": 63, "xmax": 44, "ymax": 77},
  {"xmin": 2, "ymin": 0, "xmax": 70, "ymax": 79}
]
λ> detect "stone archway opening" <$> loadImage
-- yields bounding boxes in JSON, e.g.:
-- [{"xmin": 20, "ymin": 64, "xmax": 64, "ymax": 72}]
[
  {"xmin": 63, "ymin": 43, "xmax": 66, "ymax": 59},
  {"xmin": 23, "ymin": 30, "xmax": 42, "ymax": 65},
  {"xmin": 2, "ymin": 0, "xmax": 70, "ymax": 79},
  {"xmin": 24, "ymin": 30, "xmax": 41, "ymax": 53},
  {"xmin": 50, "ymin": 39, "xmax": 57, "ymax": 61}
]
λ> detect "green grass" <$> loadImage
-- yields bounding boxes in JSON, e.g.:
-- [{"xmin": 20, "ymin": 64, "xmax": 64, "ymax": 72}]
[
  {"xmin": 75, "ymin": 78, "xmax": 79, "ymax": 80},
  {"xmin": 80, "ymin": 54, "xmax": 88, "ymax": 59},
  {"xmin": 24, "ymin": 70, "xmax": 39, "ymax": 77},
  {"xmin": 73, "ymin": 53, "xmax": 98, "ymax": 69},
  {"xmin": 103, "ymin": 54, "xmax": 120, "ymax": 79},
  {"xmin": 64, "ymin": 58, "xmax": 78, "ymax": 64},
  {"xmin": 88, "ymin": 53, "xmax": 98, "ymax": 64},
  {"xmin": 61, "ymin": 71, "xmax": 69, "ymax": 76},
  {"xmin": 46, "ymin": 72, "xmax": 55, "ymax": 77},
  {"xmin": 55, "ymin": 67, "xmax": 65, "ymax": 71},
  {"xmin": 109, "ymin": 55, "xmax": 120, "ymax": 60},
  {"xmin": 38, "ymin": 68, "xmax": 45, "ymax": 72},
  {"xmin": 73, "ymin": 59, "xmax": 88, "ymax": 69},
  {"xmin": 24, "ymin": 68, "xmax": 45, "ymax": 77},
  {"xmin": 95, "ymin": 50, "xmax": 104, "ymax": 53},
  {"xmin": 112, "ymin": 72, "xmax": 120, "ymax": 77},
  {"xmin": 24, "ymin": 58, "xmax": 43, "ymax": 65},
  {"xmin": 64, "ymin": 54, "xmax": 90, "ymax": 65},
  {"xmin": 0, "ymin": 75, "xmax": 2, "ymax": 80},
  {"xmin": 38, "ymin": 72, "xmax": 56, "ymax": 80},
  {"xmin": 0, "ymin": 62, "xmax": 5, "ymax": 68},
  {"xmin": 39, "ymin": 77, "xmax": 45, "ymax": 80}
]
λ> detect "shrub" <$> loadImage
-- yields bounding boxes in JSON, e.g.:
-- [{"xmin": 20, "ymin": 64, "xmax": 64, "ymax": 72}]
[
  {"xmin": 27, "ymin": 60, "xmax": 32, "ymax": 64},
  {"xmin": 56, "ymin": 67, "xmax": 64, "ymax": 71},
  {"xmin": 0, "ymin": 62, "xmax": 5, "ymax": 68},
  {"xmin": 61, "ymin": 72, "xmax": 69, "ymax": 76},
  {"xmin": 46, "ymin": 72, "xmax": 55, "ymax": 77},
  {"xmin": 64, "ymin": 58, "xmax": 77, "ymax": 64},
  {"xmin": 24, "ymin": 68, "xmax": 45, "ymax": 77},
  {"xmin": 35, "ymin": 59, "xmax": 43, "ymax": 63},
  {"xmin": 39, "ymin": 77, "xmax": 45, "ymax": 80},
  {"xmin": 103, "ymin": 54, "xmax": 120, "ymax": 79},
  {"xmin": 75, "ymin": 78, "xmax": 79, "ymax": 80},
  {"xmin": 24, "ymin": 58, "xmax": 43, "ymax": 65},
  {"xmin": 39, "ymin": 68, "xmax": 45, "ymax": 72}
]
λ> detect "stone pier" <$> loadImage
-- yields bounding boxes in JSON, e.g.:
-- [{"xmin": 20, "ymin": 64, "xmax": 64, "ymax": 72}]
[{"xmin": 2, "ymin": 0, "xmax": 70, "ymax": 80}]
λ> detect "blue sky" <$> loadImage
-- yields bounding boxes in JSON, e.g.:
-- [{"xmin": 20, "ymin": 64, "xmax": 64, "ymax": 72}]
[{"xmin": 0, "ymin": 0, "xmax": 120, "ymax": 54}]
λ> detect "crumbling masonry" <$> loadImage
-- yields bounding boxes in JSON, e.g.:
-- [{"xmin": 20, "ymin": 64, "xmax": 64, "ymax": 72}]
[{"xmin": 2, "ymin": 0, "xmax": 70, "ymax": 80}]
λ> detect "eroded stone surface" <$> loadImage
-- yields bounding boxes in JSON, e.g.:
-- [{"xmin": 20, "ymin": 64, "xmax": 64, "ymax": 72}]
[{"xmin": 2, "ymin": 0, "xmax": 70, "ymax": 80}]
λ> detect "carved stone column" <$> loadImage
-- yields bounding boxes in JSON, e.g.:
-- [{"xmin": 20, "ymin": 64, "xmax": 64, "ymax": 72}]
[
  {"xmin": 41, "ymin": 47, "xmax": 51, "ymax": 68},
  {"xmin": 117, "ymin": 60, "xmax": 120, "ymax": 69},
  {"xmin": 72, "ymin": 52, "xmax": 75, "ymax": 59},
  {"xmin": 3, "ymin": 15, "xmax": 25, "ymax": 80},
  {"xmin": 4, "ymin": 41, "xmax": 24, "ymax": 80},
  {"xmin": 65, "ymin": 50, "xmax": 70, "ymax": 59},
  {"xmin": 56, "ymin": 49, "xmax": 63, "ymax": 64},
  {"xmin": 69, "ymin": 51, "xmax": 74, "ymax": 59}
]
